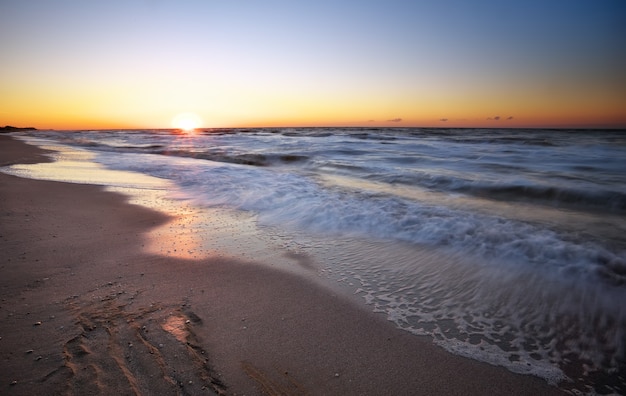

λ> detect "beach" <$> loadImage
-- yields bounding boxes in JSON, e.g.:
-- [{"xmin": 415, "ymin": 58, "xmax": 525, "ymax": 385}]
[{"xmin": 1, "ymin": 134, "xmax": 565, "ymax": 394}]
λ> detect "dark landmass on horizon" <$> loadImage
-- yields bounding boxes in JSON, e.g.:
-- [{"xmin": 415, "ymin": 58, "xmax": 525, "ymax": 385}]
[{"xmin": 0, "ymin": 126, "xmax": 37, "ymax": 133}]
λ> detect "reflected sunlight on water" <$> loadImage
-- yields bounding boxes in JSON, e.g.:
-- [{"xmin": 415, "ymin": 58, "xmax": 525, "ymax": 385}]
[{"xmin": 4, "ymin": 143, "xmax": 168, "ymax": 190}]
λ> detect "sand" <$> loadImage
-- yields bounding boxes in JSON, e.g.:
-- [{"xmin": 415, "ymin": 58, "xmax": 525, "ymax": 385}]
[{"xmin": 0, "ymin": 135, "xmax": 563, "ymax": 395}]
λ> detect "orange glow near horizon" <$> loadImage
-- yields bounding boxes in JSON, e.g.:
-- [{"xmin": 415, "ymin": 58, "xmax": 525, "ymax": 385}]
[
  {"xmin": 3, "ymin": 97, "xmax": 625, "ymax": 130},
  {"xmin": 2, "ymin": 76, "xmax": 624, "ymax": 130},
  {"xmin": 4, "ymin": 93, "xmax": 623, "ymax": 130}
]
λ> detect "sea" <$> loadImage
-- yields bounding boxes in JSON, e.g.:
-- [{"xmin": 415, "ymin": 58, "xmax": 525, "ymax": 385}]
[{"xmin": 4, "ymin": 128, "xmax": 626, "ymax": 393}]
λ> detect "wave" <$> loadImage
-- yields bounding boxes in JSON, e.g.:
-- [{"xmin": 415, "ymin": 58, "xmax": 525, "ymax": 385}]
[
  {"xmin": 21, "ymin": 129, "xmax": 626, "ymax": 216},
  {"xmin": 154, "ymin": 150, "xmax": 309, "ymax": 167},
  {"xmin": 372, "ymin": 172, "xmax": 626, "ymax": 214},
  {"xmin": 468, "ymin": 184, "xmax": 626, "ymax": 212},
  {"xmin": 93, "ymin": 151, "xmax": 626, "ymax": 286},
  {"xmin": 333, "ymin": 239, "xmax": 626, "ymax": 389},
  {"xmin": 105, "ymin": 143, "xmax": 166, "ymax": 150}
]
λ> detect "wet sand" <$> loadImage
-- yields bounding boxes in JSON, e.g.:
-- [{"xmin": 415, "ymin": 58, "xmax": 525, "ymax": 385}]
[{"xmin": 0, "ymin": 135, "xmax": 562, "ymax": 395}]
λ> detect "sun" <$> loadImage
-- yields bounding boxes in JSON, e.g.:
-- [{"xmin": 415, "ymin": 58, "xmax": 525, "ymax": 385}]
[{"xmin": 172, "ymin": 112, "xmax": 202, "ymax": 132}]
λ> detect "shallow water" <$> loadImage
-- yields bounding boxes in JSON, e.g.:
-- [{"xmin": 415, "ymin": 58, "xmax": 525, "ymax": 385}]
[{"xmin": 4, "ymin": 128, "xmax": 626, "ymax": 393}]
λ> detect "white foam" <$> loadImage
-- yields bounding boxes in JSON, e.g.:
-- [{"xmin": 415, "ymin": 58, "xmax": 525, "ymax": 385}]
[
  {"xmin": 92, "ymin": 150, "xmax": 625, "ymax": 284},
  {"xmin": 314, "ymin": 238, "xmax": 625, "ymax": 387}
]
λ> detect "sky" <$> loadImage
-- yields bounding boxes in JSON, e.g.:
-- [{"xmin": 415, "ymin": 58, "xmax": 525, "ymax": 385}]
[{"xmin": 1, "ymin": 0, "xmax": 625, "ymax": 129}]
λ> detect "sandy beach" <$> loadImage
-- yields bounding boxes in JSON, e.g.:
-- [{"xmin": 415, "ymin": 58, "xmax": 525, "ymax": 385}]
[{"xmin": 0, "ymin": 135, "xmax": 562, "ymax": 395}]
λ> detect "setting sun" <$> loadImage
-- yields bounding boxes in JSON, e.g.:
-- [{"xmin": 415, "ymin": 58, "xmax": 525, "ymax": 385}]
[{"xmin": 172, "ymin": 113, "xmax": 202, "ymax": 132}]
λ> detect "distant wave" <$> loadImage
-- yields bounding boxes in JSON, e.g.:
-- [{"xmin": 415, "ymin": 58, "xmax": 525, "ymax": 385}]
[
  {"xmin": 155, "ymin": 150, "xmax": 309, "ymax": 167},
  {"xmin": 467, "ymin": 184, "xmax": 626, "ymax": 212},
  {"xmin": 372, "ymin": 173, "xmax": 626, "ymax": 214}
]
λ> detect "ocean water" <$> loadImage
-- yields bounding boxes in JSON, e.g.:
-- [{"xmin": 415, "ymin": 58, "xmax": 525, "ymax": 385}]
[{"xmin": 6, "ymin": 128, "xmax": 626, "ymax": 392}]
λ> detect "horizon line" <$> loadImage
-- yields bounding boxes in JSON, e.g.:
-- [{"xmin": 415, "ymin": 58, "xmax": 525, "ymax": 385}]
[{"xmin": 5, "ymin": 125, "xmax": 626, "ymax": 132}]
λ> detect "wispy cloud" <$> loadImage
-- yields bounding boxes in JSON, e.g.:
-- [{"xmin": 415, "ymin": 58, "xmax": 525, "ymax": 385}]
[
  {"xmin": 487, "ymin": 116, "xmax": 513, "ymax": 121},
  {"xmin": 439, "ymin": 118, "xmax": 448, "ymax": 122},
  {"xmin": 487, "ymin": 115, "xmax": 513, "ymax": 121},
  {"xmin": 387, "ymin": 118, "xmax": 403, "ymax": 122}
]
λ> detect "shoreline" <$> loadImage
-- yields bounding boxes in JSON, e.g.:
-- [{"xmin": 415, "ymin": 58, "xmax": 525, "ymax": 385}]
[{"xmin": 0, "ymin": 135, "xmax": 561, "ymax": 394}]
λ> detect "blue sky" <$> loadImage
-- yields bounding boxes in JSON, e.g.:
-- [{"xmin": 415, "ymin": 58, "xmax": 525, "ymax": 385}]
[{"xmin": 1, "ymin": 0, "xmax": 625, "ymax": 128}]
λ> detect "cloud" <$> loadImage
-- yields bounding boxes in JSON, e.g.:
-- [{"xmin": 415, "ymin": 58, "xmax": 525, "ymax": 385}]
[
  {"xmin": 387, "ymin": 118, "xmax": 403, "ymax": 122},
  {"xmin": 494, "ymin": 116, "xmax": 501, "ymax": 121},
  {"xmin": 368, "ymin": 119, "xmax": 376, "ymax": 122},
  {"xmin": 439, "ymin": 118, "xmax": 448, "ymax": 122},
  {"xmin": 507, "ymin": 116, "xmax": 514, "ymax": 120}
]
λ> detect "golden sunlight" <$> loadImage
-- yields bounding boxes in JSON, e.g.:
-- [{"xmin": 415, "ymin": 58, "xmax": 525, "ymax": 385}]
[{"xmin": 172, "ymin": 112, "xmax": 203, "ymax": 132}]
